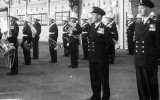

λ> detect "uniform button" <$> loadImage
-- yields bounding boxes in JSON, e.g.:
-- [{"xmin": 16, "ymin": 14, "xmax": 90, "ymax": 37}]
[
  {"xmin": 136, "ymin": 50, "xmax": 138, "ymax": 53},
  {"xmin": 136, "ymin": 41, "xmax": 138, "ymax": 43},
  {"xmin": 142, "ymin": 41, "xmax": 144, "ymax": 43},
  {"xmin": 142, "ymin": 46, "xmax": 144, "ymax": 48},
  {"xmin": 136, "ymin": 45, "xmax": 138, "ymax": 48},
  {"xmin": 92, "ymin": 46, "xmax": 94, "ymax": 47},
  {"xmin": 93, "ymin": 49, "xmax": 94, "ymax": 51},
  {"xmin": 88, "ymin": 49, "xmax": 90, "ymax": 51},
  {"xmin": 142, "ymin": 51, "xmax": 144, "ymax": 53},
  {"xmin": 88, "ymin": 42, "xmax": 90, "ymax": 43},
  {"xmin": 92, "ymin": 42, "xmax": 94, "ymax": 44}
]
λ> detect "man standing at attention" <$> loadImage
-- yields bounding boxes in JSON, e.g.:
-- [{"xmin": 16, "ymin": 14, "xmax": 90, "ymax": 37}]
[
  {"xmin": 135, "ymin": 0, "xmax": 160, "ymax": 100},
  {"xmin": 86, "ymin": 6, "xmax": 112, "ymax": 100}
]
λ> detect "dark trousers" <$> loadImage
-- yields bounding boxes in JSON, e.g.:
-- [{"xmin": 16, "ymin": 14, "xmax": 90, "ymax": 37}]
[
  {"xmin": 89, "ymin": 60, "xmax": 110, "ymax": 100},
  {"xmin": 23, "ymin": 49, "xmax": 31, "ymax": 64},
  {"xmin": 135, "ymin": 66, "xmax": 159, "ymax": 100},
  {"xmin": 108, "ymin": 43, "xmax": 115, "ymax": 63},
  {"xmin": 49, "ymin": 44, "xmax": 57, "ymax": 62},
  {"xmin": 11, "ymin": 48, "xmax": 18, "ymax": 74},
  {"xmin": 82, "ymin": 39, "xmax": 88, "ymax": 59},
  {"xmin": 32, "ymin": 36, "xmax": 39, "ymax": 59},
  {"xmin": 69, "ymin": 41, "xmax": 78, "ymax": 67},
  {"xmin": 127, "ymin": 34, "xmax": 134, "ymax": 55},
  {"xmin": 63, "ymin": 38, "xmax": 69, "ymax": 56}
]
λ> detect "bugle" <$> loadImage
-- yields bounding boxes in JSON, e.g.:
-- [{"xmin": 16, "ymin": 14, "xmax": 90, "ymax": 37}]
[{"xmin": 47, "ymin": 37, "xmax": 62, "ymax": 50}]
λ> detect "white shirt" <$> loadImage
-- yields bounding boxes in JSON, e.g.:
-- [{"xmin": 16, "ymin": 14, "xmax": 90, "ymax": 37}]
[
  {"xmin": 142, "ymin": 13, "xmax": 152, "ymax": 24},
  {"xmin": 95, "ymin": 21, "xmax": 101, "ymax": 28}
]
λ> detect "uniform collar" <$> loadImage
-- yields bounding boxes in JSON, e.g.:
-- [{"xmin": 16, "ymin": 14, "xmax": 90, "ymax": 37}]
[
  {"xmin": 95, "ymin": 21, "xmax": 101, "ymax": 28},
  {"xmin": 142, "ymin": 13, "xmax": 152, "ymax": 24}
]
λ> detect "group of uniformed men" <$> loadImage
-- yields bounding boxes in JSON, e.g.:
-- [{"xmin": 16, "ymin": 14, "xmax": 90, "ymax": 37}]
[{"xmin": 2, "ymin": 0, "xmax": 160, "ymax": 100}]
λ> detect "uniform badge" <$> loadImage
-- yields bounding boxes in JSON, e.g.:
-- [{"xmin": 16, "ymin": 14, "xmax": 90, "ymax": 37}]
[
  {"xmin": 97, "ymin": 28, "xmax": 104, "ymax": 34},
  {"xmin": 9, "ymin": 26, "xmax": 14, "ymax": 29},
  {"xmin": 149, "ymin": 24, "xmax": 156, "ymax": 31}
]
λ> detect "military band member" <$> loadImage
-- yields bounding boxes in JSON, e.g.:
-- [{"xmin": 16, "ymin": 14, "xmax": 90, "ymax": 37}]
[
  {"xmin": 32, "ymin": 16, "xmax": 41, "ymax": 59},
  {"xmin": 135, "ymin": 1, "xmax": 160, "ymax": 100},
  {"xmin": 126, "ymin": 15, "xmax": 135, "ymax": 55},
  {"xmin": 68, "ymin": 12, "xmax": 82, "ymax": 68},
  {"xmin": 7, "ymin": 13, "xmax": 19, "ymax": 75},
  {"xmin": 62, "ymin": 17, "xmax": 69, "ymax": 57},
  {"xmin": 106, "ymin": 14, "xmax": 118, "ymax": 64},
  {"xmin": 21, "ymin": 17, "xmax": 32, "ymax": 65},
  {"xmin": 81, "ymin": 15, "xmax": 91, "ymax": 60},
  {"xmin": 86, "ymin": 7, "xmax": 112, "ymax": 100},
  {"xmin": 48, "ymin": 15, "xmax": 58, "ymax": 63}
]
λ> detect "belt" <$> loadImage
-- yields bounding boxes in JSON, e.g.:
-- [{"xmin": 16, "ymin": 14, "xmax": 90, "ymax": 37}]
[
  {"xmin": 82, "ymin": 32, "xmax": 87, "ymax": 34},
  {"xmin": 23, "ymin": 34, "xmax": 28, "ymax": 37},
  {"xmin": 63, "ymin": 32, "xmax": 68, "ymax": 34},
  {"xmin": 49, "ymin": 32, "xmax": 55, "ymax": 34}
]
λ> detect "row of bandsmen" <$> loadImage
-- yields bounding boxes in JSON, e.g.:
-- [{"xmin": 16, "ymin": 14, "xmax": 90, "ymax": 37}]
[
  {"xmin": 5, "ymin": 9, "xmax": 118, "ymax": 73},
  {"xmin": 5, "ymin": 15, "xmax": 41, "ymax": 75},
  {"xmin": 61, "ymin": 12, "xmax": 118, "ymax": 65}
]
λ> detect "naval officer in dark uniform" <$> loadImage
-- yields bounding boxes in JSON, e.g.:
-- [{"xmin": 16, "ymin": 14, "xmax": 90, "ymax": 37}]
[
  {"xmin": 68, "ymin": 12, "xmax": 82, "ymax": 68},
  {"xmin": 7, "ymin": 13, "xmax": 19, "ymax": 75},
  {"xmin": 21, "ymin": 16, "xmax": 32, "ymax": 65},
  {"xmin": 106, "ymin": 14, "xmax": 118, "ymax": 64},
  {"xmin": 32, "ymin": 16, "xmax": 41, "ymax": 59},
  {"xmin": 48, "ymin": 15, "xmax": 58, "ymax": 63},
  {"xmin": 126, "ymin": 15, "xmax": 135, "ymax": 55},
  {"xmin": 86, "ymin": 7, "xmax": 112, "ymax": 100},
  {"xmin": 81, "ymin": 15, "xmax": 91, "ymax": 60},
  {"xmin": 135, "ymin": 1, "xmax": 160, "ymax": 100}
]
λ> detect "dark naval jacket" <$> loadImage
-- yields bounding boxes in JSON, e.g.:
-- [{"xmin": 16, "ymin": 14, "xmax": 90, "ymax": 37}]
[
  {"xmin": 68, "ymin": 22, "xmax": 82, "ymax": 43},
  {"xmin": 88, "ymin": 22, "xmax": 112, "ymax": 62},
  {"xmin": 134, "ymin": 17, "xmax": 160, "ymax": 67},
  {"xmin": 49, "ymin": 22, "xmax": 58, "ymax": 41},
  {"xmin": 7, "ymin": 21, "xmax": 19, "ymax": 48},
  {"xmin": 81, "ymin": 22, "xmax": 90, "ymax": 39},
  {"xmin": 33, "ymin": 22, "xmax": 41, "ymax": 37}
]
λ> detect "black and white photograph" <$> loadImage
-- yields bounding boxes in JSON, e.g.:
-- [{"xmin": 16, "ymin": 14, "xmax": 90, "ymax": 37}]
[{"xmin": 0, "ymin": 0, "xmax": 160, "ymax": 100}]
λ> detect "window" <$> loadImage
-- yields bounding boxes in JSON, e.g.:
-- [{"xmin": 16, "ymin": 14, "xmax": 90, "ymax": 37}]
[
  {"xmin": 18, "ymin": 0, "xmax": 20, "ymax": 4},
  {"xmin": 55, "ymin": 11, "xmax": 70, "ymax": 26}
]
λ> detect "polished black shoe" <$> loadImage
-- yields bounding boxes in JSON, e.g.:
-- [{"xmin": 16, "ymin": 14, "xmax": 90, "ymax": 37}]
[
  {"xmin": 72, "ymin": 66, "xmax": 78, "ymax": 68},
  {"xmin": 23, "ymin": 63, "xmax": 31, "ymax": 65},
  {"xmin": 49, "ymin": 61, "xmax": 57, "ymax": 63},
  {"xmin": 85, "ymin": 97, "xmax": 93, "ymax": 100},
  {"xmin": 7, "ymin": 72, "xmax": 18, "ymax": 75},
  {"xmin": 68, "ymin": 65, "xmax": 72, "ymax": 68}
]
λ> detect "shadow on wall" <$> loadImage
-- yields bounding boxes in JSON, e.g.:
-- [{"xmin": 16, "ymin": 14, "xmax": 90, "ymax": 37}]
[{"xmin": 131, "ymin": 0, "xmax": 160, "ymax": 16}]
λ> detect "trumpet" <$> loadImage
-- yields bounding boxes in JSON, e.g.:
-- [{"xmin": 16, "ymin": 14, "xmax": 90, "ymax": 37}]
[{"xmin": 47, "ymin": 37, "xmax": 62, "ymax": 50}]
